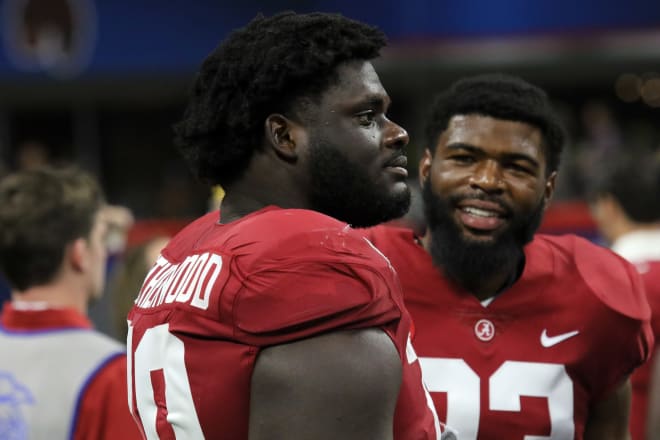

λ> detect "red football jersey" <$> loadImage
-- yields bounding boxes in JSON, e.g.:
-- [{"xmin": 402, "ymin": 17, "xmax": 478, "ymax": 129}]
[
  {"xmin": 127, "ymin": 207, "xmax": 439, "ymax": 440},
  {"xmin": 629, "ymin": 260, "xmax": 660, "ymax": 440},
  {"xmin": 366, "ymin": 226, "xmax": 653, "ymax": 440}
]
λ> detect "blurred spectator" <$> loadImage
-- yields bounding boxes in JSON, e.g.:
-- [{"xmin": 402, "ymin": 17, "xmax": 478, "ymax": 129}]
[
  {"xmin": 103, "ymin": 205, "xmax": 134, "ymax": 255},
  {"xmin": 575, "ymin": 101, "xmax": 624, "ymax": 196},
  {"xmin": 87, "ymin": 204, "xmax": 134, "ymax": 336},
  {"xmin": 586, "ymin": 151, "xmax": 660, "ymax": 440},
  {"xmin": 15, "ymin": 139, "xmax": 52, "ymax": 170},
  {"xmin": 0, "ymin": 166, "xmax": 141, "ymax": 439},
  {"xmin": 0, "ymin": 139, "xmax": 65, "ymax": 309},
  {"xmin": 108, "ymin": 235, "xmax": 169, "ymax": 340},
  {"xmin": 580, "ymin": 100, "xmax": 622, "ymax": 157}
]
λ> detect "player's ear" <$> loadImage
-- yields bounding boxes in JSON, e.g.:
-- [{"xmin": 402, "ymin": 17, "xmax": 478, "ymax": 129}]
[
  {"xmin": 542, "ymin": 171, "xmax": 557, "ymax": 210},
  {"xmin": 69, "ymin": 238, "xmax": 89, "ymax": 273},
  {"xmin": 264, "ymin": 114, "xmax": 307, "ymax": 162},
  {"xmin": 419, "ymin": 149, "xmax": 433, "ymax": 187}
]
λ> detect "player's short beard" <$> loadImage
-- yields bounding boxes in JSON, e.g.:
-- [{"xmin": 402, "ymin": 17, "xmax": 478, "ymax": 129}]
[
  {"xmin": 307, "ymin": 138, "xmax": 410, "ymax": 228},
  {"xmin": 422, "ymin": 179, "xmax": 544, "ymax": 290}
]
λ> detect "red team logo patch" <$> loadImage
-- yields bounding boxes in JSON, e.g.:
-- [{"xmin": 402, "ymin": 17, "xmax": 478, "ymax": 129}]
[{"xmin": 474, "ymin": 319, "xmax": 495, "ymax": 342}]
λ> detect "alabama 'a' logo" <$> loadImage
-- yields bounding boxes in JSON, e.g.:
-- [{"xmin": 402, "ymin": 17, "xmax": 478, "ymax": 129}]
[{"xmin": 474, "ymin": 319, "xmax": 495, "ymax": 342}]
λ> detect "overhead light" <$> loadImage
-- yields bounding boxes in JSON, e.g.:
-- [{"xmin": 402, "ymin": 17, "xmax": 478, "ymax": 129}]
[
  {"xmin": 641, "ymin": 76, "xmax": 660, "ymax": 107},
  {"xmin": 614, "ymin": 73, "xmax": 641, "ymax": 103}
]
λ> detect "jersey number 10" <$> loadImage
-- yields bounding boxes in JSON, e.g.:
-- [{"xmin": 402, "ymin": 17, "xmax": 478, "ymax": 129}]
[{"xmin": 128, "ymin": 323, "xmax": 205, "ymax": 439}]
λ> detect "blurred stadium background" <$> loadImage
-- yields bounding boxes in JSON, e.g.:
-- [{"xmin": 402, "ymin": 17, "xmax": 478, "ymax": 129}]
[{"xmin": 1, "ymin": 0, "xmax": 660, "ymax": 241}]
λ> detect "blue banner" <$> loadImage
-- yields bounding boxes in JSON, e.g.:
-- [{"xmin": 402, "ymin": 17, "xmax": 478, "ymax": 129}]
[{"xmin": 1, "ymin": 0, "xmax": 659, "ymax": 78}]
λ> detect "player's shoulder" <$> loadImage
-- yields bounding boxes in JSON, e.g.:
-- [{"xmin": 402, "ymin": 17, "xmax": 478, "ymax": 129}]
[
  {"xmin": 361, "ymin": 224, "xmax": 417, "ymax": 252},
  {"xmin": 634, "ymin": 260, "xmax": 660, "ymax": 282},
  {"xmin": 228, "ymin": 210, "xmax": 403, "ymax": 341},
  {"xmin": 212, "ymin": 207, "xmax": 397, "ymax": 271},
  {"xmin": 363, "ymin": 224, "xmax": 415, "ymax": 242},
  {"xmin": 237, "ymin": 207, "xmax": 347, "ymax": 237},
  {"xmin": 532, "ymin": 234, "xmax": 650, "ymax": 320},
  {"xmin": 162, "ymin": 207, "xmax": 369, "ymax": 257},
  {"xmin": 235, "ymin": 207, "xmax": 384, "ymax": 261},
  {"xmin": 163, "ymin": 210, "xmax": 219, "ymax": 257}
]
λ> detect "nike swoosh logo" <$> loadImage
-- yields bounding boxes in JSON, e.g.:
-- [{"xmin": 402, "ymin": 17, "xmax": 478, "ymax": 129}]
[{"xmin": 540, "ymin": 329, "xmax": 579, "ymax": 347}]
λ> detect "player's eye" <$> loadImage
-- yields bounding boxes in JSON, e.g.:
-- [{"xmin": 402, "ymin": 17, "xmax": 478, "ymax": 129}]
[
  {"xmin": 450, "ymin": 154, "xmax": 475, "ymax": 164},
  {"xmin": 356, "ymin": 111, "xmax": 376, "ymax": 126},
  {"xmin": 505, "ymin": 162, "xmax": 534, "ymax": 175}
]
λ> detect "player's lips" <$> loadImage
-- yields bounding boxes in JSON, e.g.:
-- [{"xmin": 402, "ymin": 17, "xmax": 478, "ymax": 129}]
[
  {"xmin": 456, "ymin": 199, "xmax": 508, "ymax": 232},
  {"xmin": 384, "ymin": 155, "xmax": 408, "ymax": 178}
]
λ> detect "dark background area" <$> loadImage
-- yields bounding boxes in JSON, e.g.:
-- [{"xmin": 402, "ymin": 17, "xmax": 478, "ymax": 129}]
[{"xmin": 1, "ymin": 0, "xmax": 659, "ymax": 220}]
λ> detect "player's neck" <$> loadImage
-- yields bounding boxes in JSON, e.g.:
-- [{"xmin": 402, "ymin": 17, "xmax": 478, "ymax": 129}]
[
  {"xmin": 420, "ymin": 231, "xmax": 524, "ymax": 300},
  {"xmin": 220, "ymin": 151, "xmax": 311, "ymax": 223},
  {"xmin": 221, "ymin": 184, "xmax": 309, "ymax": 223},
  {"xmin": 11, "ymin": 280, "xmax": 88, "ymax": 314},
  {"xmin": 464, "ymin": 253, "xmax": 524, "ymax": 301},
  {"xmin": 464, "ymin": 269, "xmax": 517, "ymax": 301}
]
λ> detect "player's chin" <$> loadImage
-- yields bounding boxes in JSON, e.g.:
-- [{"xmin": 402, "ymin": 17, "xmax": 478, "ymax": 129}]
[
  {"xmin": 458, "ymin": 222, "xmax": 506, "ymax": 245},
  {"xmin": 353, "ymin": 187, "xmax": 410, "ymax": 227},
  {"xmin": 389, "ymin": 178, "xmax": 409, "ymax": 197},
  {"xmin": 374, "ymin": 172, "xmax": 408, "ymax": 201},
  {"xmin": 385, "ymin": 186, "xmax": 412, "ymax": 220},
  {"xmin": 386, "ymin": 175, "xmax": 410, "ymax": 198}
]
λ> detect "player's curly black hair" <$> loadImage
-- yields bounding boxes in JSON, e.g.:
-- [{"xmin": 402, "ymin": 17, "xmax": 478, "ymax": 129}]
[
  {"xmin": 424, "ymin": 73, "xmax": 566, "ymax": 174},
  {"xmin": 173, "ymin": 11, "xmax": 387, "ymax": 186}
]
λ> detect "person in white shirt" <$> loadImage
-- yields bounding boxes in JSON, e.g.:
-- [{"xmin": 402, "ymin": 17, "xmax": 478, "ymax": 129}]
[{"xmin": 587, "ymin": 150, "xmax": 660, "ymax": 440}]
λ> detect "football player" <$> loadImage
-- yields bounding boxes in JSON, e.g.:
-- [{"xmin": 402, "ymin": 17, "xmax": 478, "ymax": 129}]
[
  {"xmin": 365, "ymin": 73, "xmax": 653, "ymax": 440},
  {"xmin": 127, "ymin": 11, "xmax": 443, "ymax": 440}
]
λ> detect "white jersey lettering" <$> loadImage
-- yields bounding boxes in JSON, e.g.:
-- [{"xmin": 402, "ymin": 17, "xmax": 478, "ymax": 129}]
[{"xmin": 135, "ymin": 253, "xmax": 223, "ymax": 311}]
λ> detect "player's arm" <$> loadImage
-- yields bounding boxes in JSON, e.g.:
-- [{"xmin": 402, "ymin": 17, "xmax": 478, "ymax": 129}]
[
  {"xmin": 584, "ymin": 378, "xmax": 632, "ymax": 440},
  {"xmin": 248, "ymin": 328, "xmax": 402, "ymax": 440}
]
